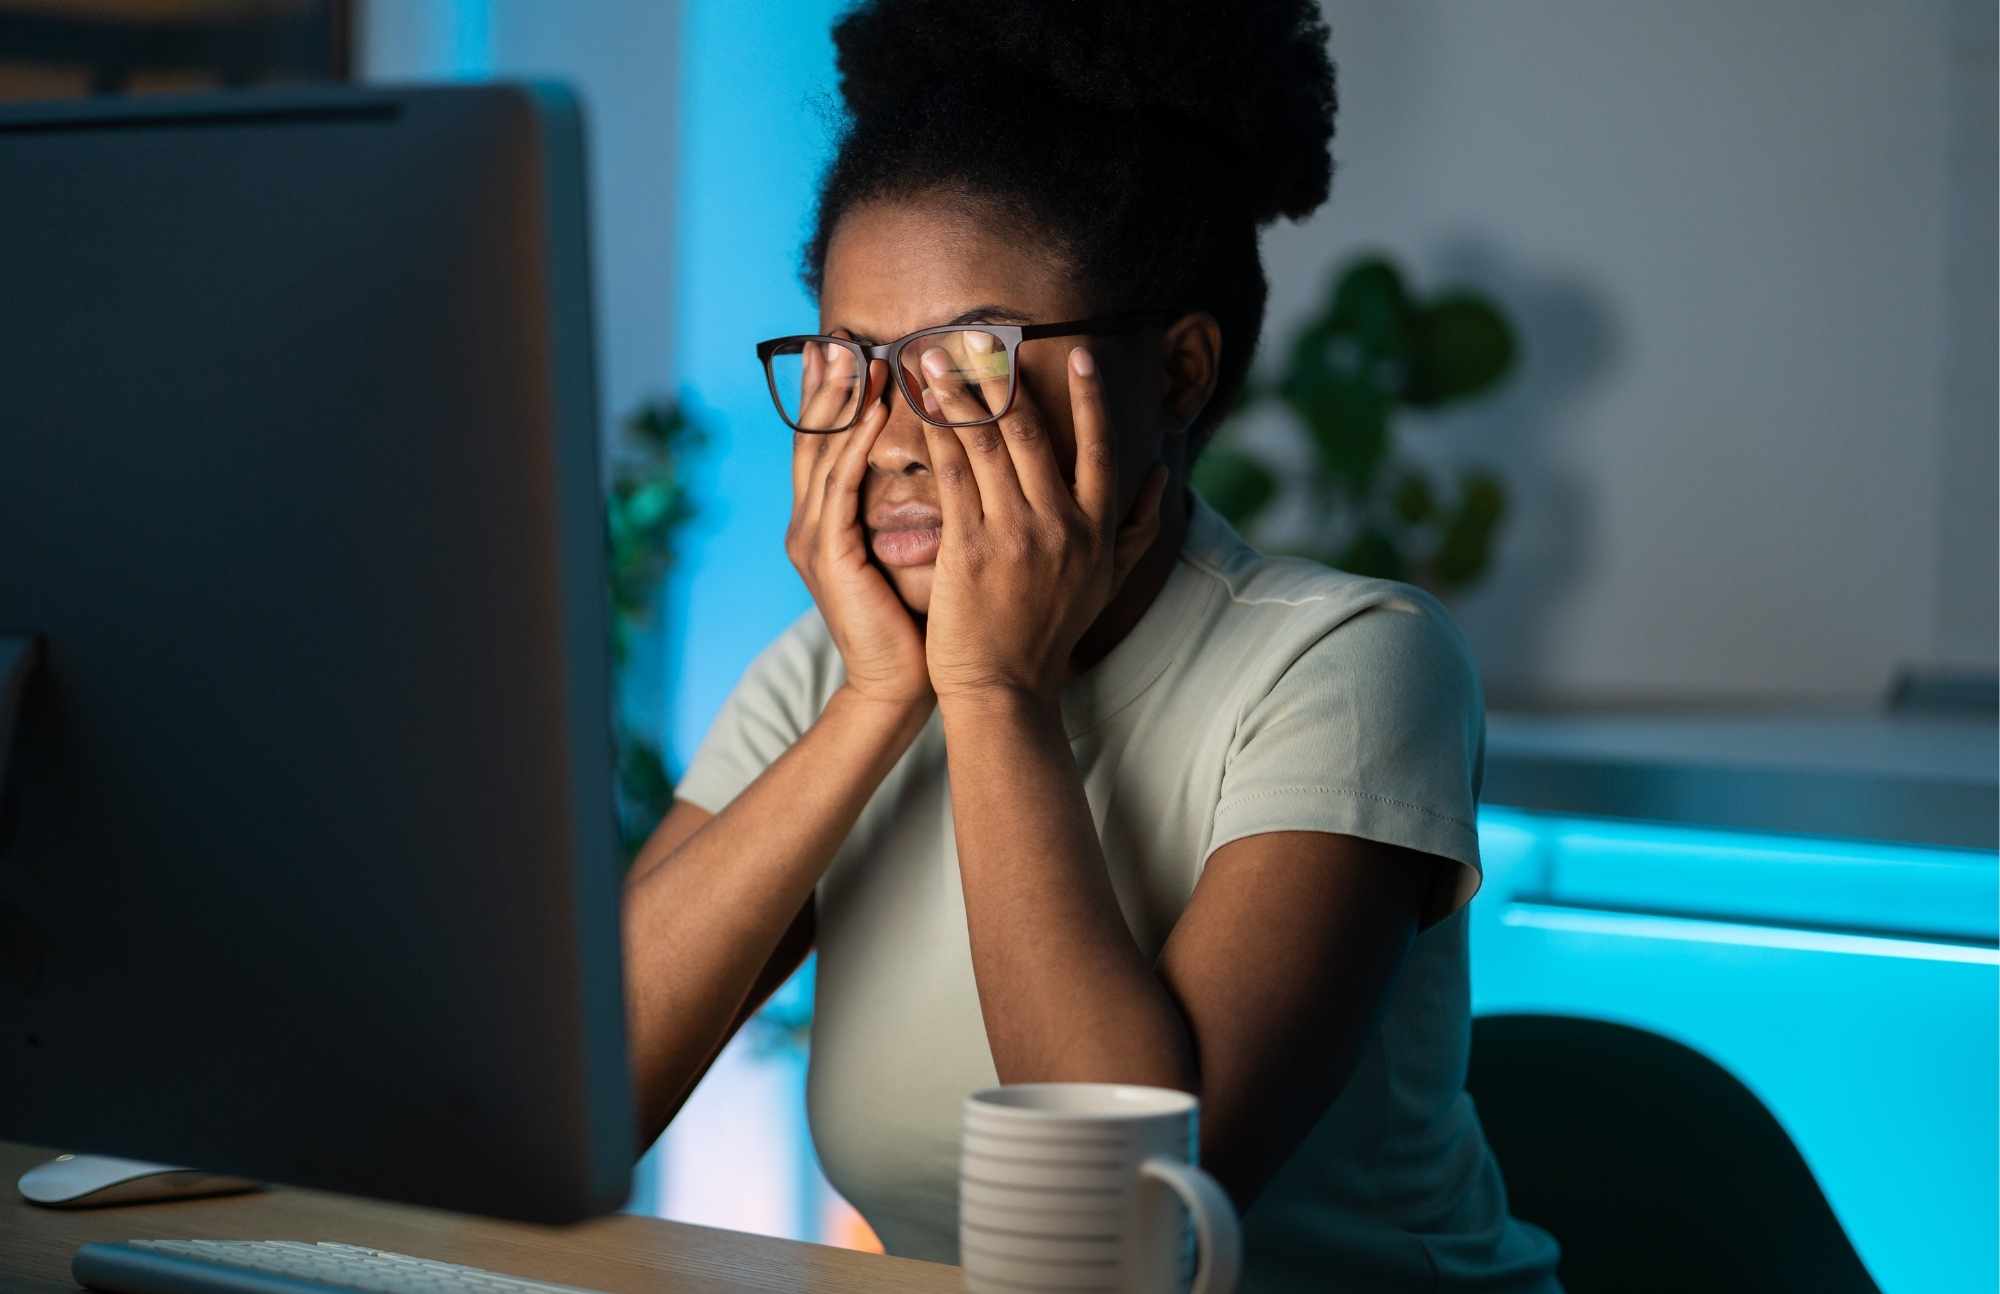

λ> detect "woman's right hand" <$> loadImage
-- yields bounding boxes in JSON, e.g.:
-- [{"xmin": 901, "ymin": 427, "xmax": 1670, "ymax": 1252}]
[{"xmin": 785, "ymin": 348, "xmax": 934, "ymax": 711}]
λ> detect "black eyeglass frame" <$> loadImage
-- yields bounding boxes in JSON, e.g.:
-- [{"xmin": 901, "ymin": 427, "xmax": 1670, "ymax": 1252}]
[{"xmin": 754, "ymin": 309, "xmax": 1180, "ymax": 433}]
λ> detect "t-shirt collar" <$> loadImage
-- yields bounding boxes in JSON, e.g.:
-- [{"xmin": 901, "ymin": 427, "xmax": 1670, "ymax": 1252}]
[{"xmin": 1056, "ymin": 488, "xmax": 1244, "ymax": 738}]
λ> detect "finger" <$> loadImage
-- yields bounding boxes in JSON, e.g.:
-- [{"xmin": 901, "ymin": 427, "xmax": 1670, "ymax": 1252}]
[
  {"xmin": 809, "ymin": 401, "xmax": 887, "ymax": 547},
  {"xmin": 820, "ymin": 356, "xmax": 892, "ymax": 536},
  {"xmin": 917, "ymin": 391, "xmax": 982, "ymax": 538},
  {"xmin": 800, "ymin": 340, "xmax": 863, "ymax": 432},
  {"xmin": 818, "ymin": 361, "xmax": 892, "ymax": 546},
  {"xmin": 950, "ymin": 329, "xmax": 1068, "ymax": 514},
  {"xmin": 959, "ymin": 329, "xmax": 1013, "ymax": 421},
  {"xmin": 1068, "ymin": 344, "xmax": 1117, "ymax": 538},
  {"xmin": 920, "ymin": 342, "xmax": 1021, "ymax": 517},
  {"xmin": 788, "ymin": 341, "xmax": 826, "ymax": 507},
  {"xmin": 1110, "ymin": 463, "xmax": 1170, "ymax": 591},
  {"xmin": 792, "ymin": 343, "xmax": 853, "ymax": 514},
  {"xmin": 799, "ymin": 336, "xmax": 824, "ymax": 408}
]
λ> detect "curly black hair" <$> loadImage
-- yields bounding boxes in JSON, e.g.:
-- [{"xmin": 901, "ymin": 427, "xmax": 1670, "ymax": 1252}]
[{"xmin": 801, "ymin": 0, "xmax": 1338, "ymax": 459}]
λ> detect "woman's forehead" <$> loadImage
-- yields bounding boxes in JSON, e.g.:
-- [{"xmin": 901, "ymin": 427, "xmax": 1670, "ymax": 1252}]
[{"xmin": 820, "ymin": 198, "xmax": 1082, "ymax": 338}]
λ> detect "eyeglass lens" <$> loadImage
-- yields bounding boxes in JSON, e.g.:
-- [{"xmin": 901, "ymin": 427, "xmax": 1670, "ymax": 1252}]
[{"xmin": 768, "ymin": 329, "xmax": 1013, "ymax": 430}]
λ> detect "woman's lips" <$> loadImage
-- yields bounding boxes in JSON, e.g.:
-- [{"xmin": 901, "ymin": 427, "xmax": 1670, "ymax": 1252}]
[{"xmin": 870, "ymin": 525, "xmax": 941, "ymax": 567}]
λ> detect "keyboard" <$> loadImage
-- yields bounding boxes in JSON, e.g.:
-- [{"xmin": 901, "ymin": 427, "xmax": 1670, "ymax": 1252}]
[{"xmin": 73, "ymin": 1239, "xmax": 608, "ymax": 1293}]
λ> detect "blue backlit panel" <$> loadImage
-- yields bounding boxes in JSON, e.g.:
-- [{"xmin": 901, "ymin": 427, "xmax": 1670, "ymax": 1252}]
[{"xmin": 1471, "ymin": 807, "xmax": 1999, "ymax": 1294}]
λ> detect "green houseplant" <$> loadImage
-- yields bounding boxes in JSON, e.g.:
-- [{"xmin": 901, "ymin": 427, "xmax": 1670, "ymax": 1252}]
[
  {"xmin": 1191, "ymin": 253, "xmax": 1519, "ymax": 594},
  {"xmin": 605, "ymin": 397, "xmax": 706, "ymax": 868}
]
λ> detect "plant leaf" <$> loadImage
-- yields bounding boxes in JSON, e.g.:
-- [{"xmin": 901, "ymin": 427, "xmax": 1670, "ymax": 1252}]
[
  {"xmin": 1285, "ymin": 366, "xmax": 1393, "ymax": 499},
  {"xmin": 1333, "ymin": 526, "xmax": 1408, "ymax": 581},
  {"xmin": 1391, "ymin": 467, "xmax": 1437, "ymax": 525},
  {"xmin": 1429, "ymin": 470, "xmax": 1508, "ymax": 589},
  {"xmin": 1329, "ymin": 256, "xmax": 1413, "ymax": 367},
  {"xmin": 1190, "ymin": 446, "xmax": 1279, "ymax": 530},
  {"xmin": 1405, "ymin": 294, "xmax": 1517, "ymax": 407}
]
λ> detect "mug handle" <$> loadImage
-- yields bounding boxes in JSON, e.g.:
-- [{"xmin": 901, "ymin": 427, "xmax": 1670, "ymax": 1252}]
[{"xmin": 1138, "ymin": 1156, "xmax": 1242, "ymax": 1294}]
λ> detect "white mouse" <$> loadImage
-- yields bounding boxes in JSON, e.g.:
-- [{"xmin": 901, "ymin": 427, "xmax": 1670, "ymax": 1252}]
[{"xmin": 17, "ymin": 1153, "xmax": 262, "ymax": 1208}]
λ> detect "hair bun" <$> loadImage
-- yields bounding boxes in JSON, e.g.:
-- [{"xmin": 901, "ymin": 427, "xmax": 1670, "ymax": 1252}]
[{"xmin": 830, "ymin": 0, "xmax": 1336, "ymax": 226}]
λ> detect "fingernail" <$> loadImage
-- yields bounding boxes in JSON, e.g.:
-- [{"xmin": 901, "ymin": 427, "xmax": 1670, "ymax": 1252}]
[
  {"xmin": 1070, "ymin": 346, "xmax": 1096, "ymax": 377},
  {"xmin": 921, "ymin": 348, "xmax": 949, "ymax": 378},
  {"xmin": 922, "ymin": 387, "xmax": 941, "ymax": 414}
]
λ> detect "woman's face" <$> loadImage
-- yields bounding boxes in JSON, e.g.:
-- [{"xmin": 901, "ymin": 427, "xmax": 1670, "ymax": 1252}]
[{"xmin": 817, "ymin": 195, "xmax": 1167, "ymax": 615}]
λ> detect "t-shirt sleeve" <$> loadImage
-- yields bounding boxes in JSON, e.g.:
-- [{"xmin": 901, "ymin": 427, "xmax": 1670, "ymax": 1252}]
[
  {"xmin": 672, "ymin": 609, "xmax": 836, "ymax": 815},
  {"xmin": 1204, "ymin": 596, "xmax": 1487, "ymax": 928}
]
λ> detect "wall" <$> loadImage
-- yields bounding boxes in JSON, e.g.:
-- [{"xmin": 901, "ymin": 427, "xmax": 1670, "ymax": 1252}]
[
  {"xmin": 1242, "ymin": 0, "xmax": 1997, "ymax": 707},
  {"xmin": 1937, "ymin": 0, "xmax": 1998, "ymax": 670}
]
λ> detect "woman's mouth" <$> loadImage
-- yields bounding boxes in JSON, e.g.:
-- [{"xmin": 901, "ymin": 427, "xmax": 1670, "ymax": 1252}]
[{"xmin": 870, "ymin": 525, "xmax": 941, "ymax": 567}]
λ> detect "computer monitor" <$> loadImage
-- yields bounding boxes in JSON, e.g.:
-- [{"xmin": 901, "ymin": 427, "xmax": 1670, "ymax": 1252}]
[{"xmin": 0, "ymin": 83, "xmax": 633, "ymax": 1223}]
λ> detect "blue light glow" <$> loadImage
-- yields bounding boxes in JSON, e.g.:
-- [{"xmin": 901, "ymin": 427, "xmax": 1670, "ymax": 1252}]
[
  {"xmin": 665, "ymin": 0, "xmax": 850, "ymax": 769},
  {"xmin": 447, "ymin": 0, "xmax": 493, "ymax": 78},
  {"xmin": 1501, "ymin": 900, "xmax": 2000, "ymax": 966},
  {"xmin": 1473, "ymin": 805, "xmax": 1998, "ymax": 1294}
]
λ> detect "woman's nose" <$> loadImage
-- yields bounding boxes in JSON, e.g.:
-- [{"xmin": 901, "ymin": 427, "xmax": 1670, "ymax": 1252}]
[{"xmin": 866, "ymin": 365, "xmax": 931, "ymax": 475}]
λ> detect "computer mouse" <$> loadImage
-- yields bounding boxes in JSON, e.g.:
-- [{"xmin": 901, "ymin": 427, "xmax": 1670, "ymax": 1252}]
[{"xmin": 17, "ymin": 1153, "xmax": 262, "ymax": 1208}]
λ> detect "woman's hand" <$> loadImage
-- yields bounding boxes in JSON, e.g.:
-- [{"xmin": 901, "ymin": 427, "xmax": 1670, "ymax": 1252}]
[
  {"xmin": 786, "ymin": 349, "xmax": 934, "ymax": 711},
  {"xmin": 916, "ymin": 339, "xmax": 1169, "ymax": 706}
]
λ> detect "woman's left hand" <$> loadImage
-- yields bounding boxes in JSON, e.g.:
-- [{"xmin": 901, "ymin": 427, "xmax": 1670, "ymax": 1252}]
[{"xmin": 916, "ymin": 339, "xmax": 1170, "ymax": 707}]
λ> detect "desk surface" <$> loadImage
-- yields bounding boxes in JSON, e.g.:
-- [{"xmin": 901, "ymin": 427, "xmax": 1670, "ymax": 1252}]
[{"xmin": 0, "ymin": 1142, "xmax": 961, "ymax": 1294}]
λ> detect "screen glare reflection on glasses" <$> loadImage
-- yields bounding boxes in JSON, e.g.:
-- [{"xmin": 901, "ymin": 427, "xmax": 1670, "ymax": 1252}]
[{"xmin": 768, "ymin": 329, "xmax": 1013, "ymax": 430}]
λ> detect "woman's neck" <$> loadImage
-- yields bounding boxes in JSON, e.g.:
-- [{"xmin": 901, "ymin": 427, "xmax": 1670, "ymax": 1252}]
[{"xmin": 1069, "ymin": 482, "xmax": 1192, "ymax": 679}]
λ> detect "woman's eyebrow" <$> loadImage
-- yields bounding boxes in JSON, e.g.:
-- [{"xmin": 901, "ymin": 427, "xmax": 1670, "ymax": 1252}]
[{"xmin": 836, "ymin": 304, "xmax": 1034, "ymax": 346}]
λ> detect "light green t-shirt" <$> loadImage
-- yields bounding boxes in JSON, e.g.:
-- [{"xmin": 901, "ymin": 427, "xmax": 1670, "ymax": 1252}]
[{"xmin": 674, "ymin": 490, "xmax": 1562, "ymax": 1293}]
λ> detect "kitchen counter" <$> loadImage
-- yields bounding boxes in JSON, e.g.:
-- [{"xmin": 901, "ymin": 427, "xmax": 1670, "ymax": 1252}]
[{"xmin": 1482, "ymin": 708, "xmax": 1997, "ymax": 851}]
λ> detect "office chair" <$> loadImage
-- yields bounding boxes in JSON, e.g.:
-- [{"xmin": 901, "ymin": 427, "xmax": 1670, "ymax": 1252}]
[{"xmin": 1464, "ymin": 1013, "xmax": 1880, "ymax": 1294}]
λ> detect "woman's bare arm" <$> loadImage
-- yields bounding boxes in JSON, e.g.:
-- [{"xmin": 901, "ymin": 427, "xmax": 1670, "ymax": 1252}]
[
  {"xmin": 621, "ymin": 686, "xmax": 931, "ymax": 1149},
  {"xmin": 939, "ymin": 690, "xmax": 1430, "ymax": 1214},
  {"xmin": 623, "ymin": 800, "xmax": 817, "ymax": 1149}
]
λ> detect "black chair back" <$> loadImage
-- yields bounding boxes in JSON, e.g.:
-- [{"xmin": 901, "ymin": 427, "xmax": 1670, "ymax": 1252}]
[{"xmin": 1466, "ymin": 1013, "xmax": 1880, "ymax": 1294}]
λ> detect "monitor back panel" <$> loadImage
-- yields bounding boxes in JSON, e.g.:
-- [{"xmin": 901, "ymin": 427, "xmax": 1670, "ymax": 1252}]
[{"xmin": 0, "ymin": 84, "xmax": 631, "ymax": 1221}]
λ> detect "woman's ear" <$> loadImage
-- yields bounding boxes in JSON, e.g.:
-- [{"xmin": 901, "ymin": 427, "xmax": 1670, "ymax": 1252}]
[{"xmin": 1159, "ymin": 311, "xmax": 1222, "ymax": 441}]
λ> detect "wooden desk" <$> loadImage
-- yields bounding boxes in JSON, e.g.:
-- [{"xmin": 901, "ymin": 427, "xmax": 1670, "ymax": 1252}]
[{"xmin": 0, "ymin": 1142, "xmax": 961, "ymax": 1293}]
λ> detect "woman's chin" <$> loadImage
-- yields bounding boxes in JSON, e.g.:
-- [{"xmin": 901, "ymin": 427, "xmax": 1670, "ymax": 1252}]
[{"xmin": 887, "ymin": 564, "xmax": 933, "ymax": 615}]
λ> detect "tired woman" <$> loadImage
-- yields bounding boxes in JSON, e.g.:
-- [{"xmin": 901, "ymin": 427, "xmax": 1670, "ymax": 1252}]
[{"xmin": 621, "ymin": 2, "xmax": 1562, "ymax": 1289}]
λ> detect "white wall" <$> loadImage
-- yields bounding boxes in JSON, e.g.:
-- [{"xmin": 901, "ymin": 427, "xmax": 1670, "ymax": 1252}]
[
  {"xmin": 1936, "ymin": 0, "xmax": 1998, "ymax": 670},
  {"xmin": 1245, "ymin": 1, "xmax": 1998, "ymax": 707}
]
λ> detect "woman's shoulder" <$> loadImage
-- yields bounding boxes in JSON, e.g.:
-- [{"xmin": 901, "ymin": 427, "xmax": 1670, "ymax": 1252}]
[
  {"xmin": 1179, "ymin": 495, "xmax": 1479, "ymax": 694},
  {"xmin": 728, "ymin": 603, "xmax": 848, "ymax": 724}
]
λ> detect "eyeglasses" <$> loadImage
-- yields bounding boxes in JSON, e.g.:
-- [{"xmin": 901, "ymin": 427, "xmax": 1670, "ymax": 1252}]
[{"xmin": 754, "ymin": 310, "xmax": 1176, "ymax": 433}]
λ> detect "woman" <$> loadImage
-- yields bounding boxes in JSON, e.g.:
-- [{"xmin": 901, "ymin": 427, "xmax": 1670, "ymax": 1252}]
[{"xmin": 622, "ymin": 2, "xmax": 1562, "ymax": 1289}]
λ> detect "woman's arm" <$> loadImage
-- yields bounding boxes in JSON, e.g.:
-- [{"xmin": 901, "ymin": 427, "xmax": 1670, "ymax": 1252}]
[
  {"xmin": 1156, "ymin": 830, "xmax": 1428, "ymax": 1215},
  {"xmin": 939, "ymin": 690, "xmax": 1198, "ymax": 1089},
  {"xmin": 622, "ymin": 685, "xmax": 929, "ymax": 1150},
  {"xmin": 940, "ymin": 688, "xmax": 1430, "ymax": 1213}
]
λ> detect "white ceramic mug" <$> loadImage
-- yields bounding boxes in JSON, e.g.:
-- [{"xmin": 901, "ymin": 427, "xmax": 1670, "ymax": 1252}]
[{"xmin": 960, "ymin": 1083, "xmax": 1242, "ymax": 1294}]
